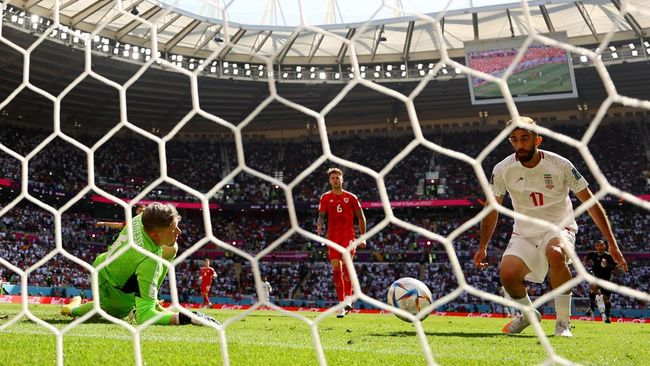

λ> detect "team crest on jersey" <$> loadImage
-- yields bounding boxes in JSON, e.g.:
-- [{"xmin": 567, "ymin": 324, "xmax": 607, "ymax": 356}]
[
  {"xmin": 544, "ymin": 174, "xmax": 554, "ymax": 190},
  {"xmin": 343, "ymin": 197, "xmax": 349, "ymax": 203}
]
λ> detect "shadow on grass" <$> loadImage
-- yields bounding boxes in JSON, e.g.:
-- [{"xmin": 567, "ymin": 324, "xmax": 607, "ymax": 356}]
[
  {"xmin": 1, "ymin": 315, "xmax": 130, "ymax": 325},
  {"xmin": 369, "ymin": 330, "xmax": 537, "ymax": 338}
]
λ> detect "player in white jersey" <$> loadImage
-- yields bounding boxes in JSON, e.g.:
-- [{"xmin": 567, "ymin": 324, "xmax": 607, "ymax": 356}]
[
  {"xmin": 261, "ymin": 276, "xmax": 272, "ymax": 303},
  {"xmin": 473, "ymin": 116, "xmax": 627, "ymax": 337}
]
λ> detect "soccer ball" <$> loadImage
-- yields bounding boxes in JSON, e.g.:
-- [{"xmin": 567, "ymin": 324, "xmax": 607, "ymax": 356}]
[{"xmin": 387, "ymin": 277, "xmax": 433, "ymax": 322}]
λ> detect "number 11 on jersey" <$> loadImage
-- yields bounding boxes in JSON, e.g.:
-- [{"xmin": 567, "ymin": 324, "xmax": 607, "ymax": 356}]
[{"xmin": 529, "ymin": 192, "xmax": 544, "ymax": 206}]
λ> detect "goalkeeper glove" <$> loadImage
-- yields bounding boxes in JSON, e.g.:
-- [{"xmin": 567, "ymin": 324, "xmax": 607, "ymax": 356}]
[
  {"xmin": 179, "ymin": 311, "xmax": 221, "ymax": 326},
  {"xmin": 192, "ymin": 311, "xmax": 220, "ymax": 326}
]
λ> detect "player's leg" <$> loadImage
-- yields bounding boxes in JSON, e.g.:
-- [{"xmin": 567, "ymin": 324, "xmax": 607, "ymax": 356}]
[
  {"xmin": 545, "ymin": 234, "xmax": 574, "ymax": 337},
  {"xmin": 341, "ymin": 264, "xmax": 351, "ymax": 302},
  {"xmin": 329, "ymin": 255, "xmax": 345, "ymax": 302},
  {"xmin": 328, "ymin": 248, "xmax": 346, "ymax": 318},
  {"xmin": 61, "ymin": 296, "xmax": 90, "ymax": 316},
  {"xmin": 601, "ymin": 287, "xmax": 612, "ymax": 323},
  {"xmin": 102, "ymin": 285, "xmax": 137, "ymax": 320},
  {"xmin": 499, "ymin": 255, "xmax": 530, "ymax": 298},
  {"xmin": 587, "ymin": 283, "xmax": 598, "ymax": 317},
  {"xmin": 499, "ymin": 255, "xmax": 541, "ymax": 333},
  {"xmin": 202, "ymin": 286, "xmax": 212, "ymax": 308},
  {"xmin": 63, "ymin": 284, "xmax": 133, "ymax": 320},
  {"xmin": 341, "ymin": 247, "xmax": 356, "ymax": 311},
  {"xmin": 545, "ymin": 238, "xmax": 572, "ymax": 289}
]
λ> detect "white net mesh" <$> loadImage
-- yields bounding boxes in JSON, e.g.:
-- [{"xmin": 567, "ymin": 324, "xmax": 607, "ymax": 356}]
[{"xmin": 1, "ymin": 0, "xmax": 649, "ymax": 365}]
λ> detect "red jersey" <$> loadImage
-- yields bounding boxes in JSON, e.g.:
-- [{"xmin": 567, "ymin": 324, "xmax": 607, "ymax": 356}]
[
  {"xmin": 318, "ymin": 190, "xmax": 361, "ymax": 245},
  {"xmin": 200, "ymin": 266, "xmax": 216, "ymax": 287}
]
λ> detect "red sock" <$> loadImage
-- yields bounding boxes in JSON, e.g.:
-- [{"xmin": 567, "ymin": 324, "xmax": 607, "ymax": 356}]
[
  {"xmin": 333, "ymin": 267, "xmax": 344, "ymax": 302},
  {"xmin": 342, "ymin": 265, "xmax": 352, "ymax": 298},
  {"xmin": 203, "ymin": 293, "xmax": 210, "ymax": 305}
]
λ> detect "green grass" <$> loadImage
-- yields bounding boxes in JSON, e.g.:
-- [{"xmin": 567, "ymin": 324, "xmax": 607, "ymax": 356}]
[
  {"xmin": 474, "ymin": 63, "xmax": 572, "ymax": 98},
  {"xmin": 0, "ymin": 304, "xmax": 648, "ymax": 365}
]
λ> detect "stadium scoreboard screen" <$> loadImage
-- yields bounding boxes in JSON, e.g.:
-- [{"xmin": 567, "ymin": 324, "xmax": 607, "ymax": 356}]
[{"xmin": 464, "ymin": 32, "xmax": 578, "ymax": 105}]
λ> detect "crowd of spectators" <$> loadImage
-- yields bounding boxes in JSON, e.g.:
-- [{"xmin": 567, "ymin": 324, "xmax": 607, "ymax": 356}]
[
  {"xmin": 468, "ymin": 45, "xmax": 568, "ymax": 87},
  {"xmin": 0, "ymin": 201, "xmax": 647, "ymax": 312},
  {"xmin": 1, "ymin": 121, "xmax": 648, "ymax": 206},
  {"xmin": 1, "ymin": 120, "xmax": 648, "ymax": 314}
]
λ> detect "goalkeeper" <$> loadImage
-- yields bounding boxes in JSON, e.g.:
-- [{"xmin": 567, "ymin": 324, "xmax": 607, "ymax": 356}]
[{"xmin": 61, "ymin": 202, "xmax": 218, "ymax": 326}]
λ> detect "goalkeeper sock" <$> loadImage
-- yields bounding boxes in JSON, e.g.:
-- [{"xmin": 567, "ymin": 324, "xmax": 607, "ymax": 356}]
[
  {"xmin": 333, "ymin": 268, "xmax": 344, "ymax": 302},
  {"xmin": 342, "ymin": 265, "xmax": 352, "ymax": 298},
  {"xmin": 588, "ymin": 292, "xmax": 596, "ymax": 311},
  {"xmin": 71, "ymin": 301, "xmax": 94, "ymax": 317}
]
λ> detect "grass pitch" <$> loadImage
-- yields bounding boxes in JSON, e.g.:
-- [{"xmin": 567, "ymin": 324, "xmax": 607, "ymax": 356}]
[{"xmin": 0, "ymin": 304, "xmax": 648, "ymax": 365}]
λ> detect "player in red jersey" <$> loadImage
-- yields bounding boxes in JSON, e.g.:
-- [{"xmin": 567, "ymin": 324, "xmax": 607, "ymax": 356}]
[
  {"xmin": 199, "ymin": 259, "xmax": 216, "ymax": 308},
  {"xmin": 317, "ymin": 168, "xmax": 366, "ymax": 318}
]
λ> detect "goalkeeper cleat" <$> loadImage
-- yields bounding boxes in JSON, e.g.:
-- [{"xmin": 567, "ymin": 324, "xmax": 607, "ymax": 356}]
[
  {"xmin": 336, "ymin": 308, "xmax": 347, "ymax": 318},
  {"xmin": 502, "ymin": 310, "xmax": 542, "ymax": 334},
  {"xmin": 191, "ymin": 311, "xmax": 221, "ymax": 326},
  {"xmin": 61, "ymin": 296, "xmax": 82, "ymax": 317},
  {"xmin": 555, "ymin": 319, "xmax": 573, "ymax": 337}
]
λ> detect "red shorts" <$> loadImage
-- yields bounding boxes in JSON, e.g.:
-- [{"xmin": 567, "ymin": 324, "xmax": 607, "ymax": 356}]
[
  {"xmin": 201, "ymin": 285, "xmax": 211, "ymax": 294},
  {"xmin": 327, "ymin": 237, "xmax": 356, "ymax": 261}
]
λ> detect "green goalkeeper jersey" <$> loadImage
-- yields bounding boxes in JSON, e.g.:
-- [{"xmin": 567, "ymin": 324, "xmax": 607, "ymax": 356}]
[{"xmin": 94, "ymin": 214, "xmax": 171, "ymax": 324}]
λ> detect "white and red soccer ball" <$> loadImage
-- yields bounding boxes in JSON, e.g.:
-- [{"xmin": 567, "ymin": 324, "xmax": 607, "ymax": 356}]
[{"xmin": 387, "ymin": 277, "xmax": 433, "ymax": 322}]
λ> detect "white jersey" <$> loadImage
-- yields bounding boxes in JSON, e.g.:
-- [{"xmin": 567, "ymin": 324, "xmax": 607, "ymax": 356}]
[{"xmin": 490, "ymin": 150, "xmax": 588, "ymax": 237}]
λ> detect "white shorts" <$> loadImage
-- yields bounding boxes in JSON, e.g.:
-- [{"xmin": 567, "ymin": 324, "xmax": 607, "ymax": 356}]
[{"xmin": 502, "ymin": 229, "xmax": 576, "ymax": 283}]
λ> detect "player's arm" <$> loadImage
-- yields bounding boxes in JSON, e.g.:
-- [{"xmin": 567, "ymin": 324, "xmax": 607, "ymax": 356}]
[
  {"xmin": 316, "ymin": 211, "xmax": 326, "ymax": 236},
  {"xmin": 575, "ymin": 188, "xmax": 628, "ymax": 272},
  {"xmin": 316, "ymin": 194, "xmax": 327, "ymax": 236},
  {"xmin": 135, "ymin": 259, "xmax": 218, "ymax": 326},
  {"xmin": 473, "ymin": 195, "xmax": 504, "ymax": 269},
  {"xmin": 95, "ymin": 221, "xmax": 126, "ymax": 229},
  {"xmin": 608, "ymin": 254, "xmax": 620, "ymax": 273},
  {"xmin": 354, "ymin": 207, "xmax": 367, "ymax": 249},
  {"xmin": 134, "ymin": 259, "xmax": 174, "ymax": 325}
]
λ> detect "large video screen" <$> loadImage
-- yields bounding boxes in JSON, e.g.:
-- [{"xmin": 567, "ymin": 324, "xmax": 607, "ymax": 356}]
[{"xmin": 464, "ymin": 33, "xmax": 577, "ymax": 105}]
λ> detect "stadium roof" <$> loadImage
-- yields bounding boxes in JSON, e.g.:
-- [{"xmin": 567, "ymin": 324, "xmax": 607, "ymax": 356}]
[
  {"xmin": 1, "ymin": 1, "xmax": 650, "ymax": 134},
  {"xmin": 7, "ymin": 0, "xmax": 650, "ymax": 64}
]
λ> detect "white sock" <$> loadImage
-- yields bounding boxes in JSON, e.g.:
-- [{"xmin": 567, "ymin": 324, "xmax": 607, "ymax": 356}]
[
  {"xmin": 513, "ymin": 294, "xmax": 533, "ymax": 307},
  {"xmin": 555, "ymin": 293, "xmax": 572, "ymax": 322},
  {"xmin": 513, "ymin": 294, "xmax": 538, "ymax": 319}
]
